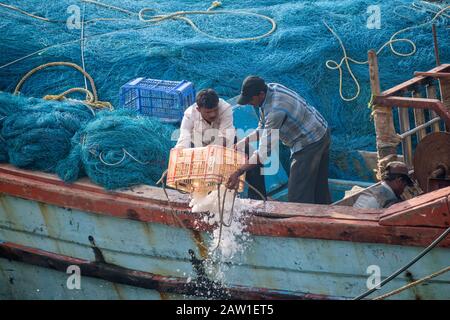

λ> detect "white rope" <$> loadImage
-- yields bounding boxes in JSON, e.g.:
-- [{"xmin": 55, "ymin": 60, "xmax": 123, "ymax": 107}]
[
  {"xmin": 123, "ymin": 149, "xmax": 150, "ymax": 165},
  {"xmin": 84, "ymin": 0, "xmax": 277, "ymax": 42},
  {"xmin": 325, "ymin": 1, "xmax": 450, "ymax": 102},
  {"xmin": 80, "ymin": 2, "xmax": 88, "ymax": 94},
  {"xmin": 0, "ymin": 2, "xmax": 50, "ymax": 22},
  {"xmin": 98, "ymin": 148, "xmax": 149, "ymax": 166},
  {"xmin": 138, "ymin": 9, "xmax": 277, "ymax": 42},
  {"xmin": 0, "ymin": 1, "xmax": 275, "ymax": 69},
  {"xmin": 98, "ymin": 150, "xmax": 126, "ymax": 166},
  {"xmin": 82, "ymin": 0, "xmax": 136, "ymax": 16}
]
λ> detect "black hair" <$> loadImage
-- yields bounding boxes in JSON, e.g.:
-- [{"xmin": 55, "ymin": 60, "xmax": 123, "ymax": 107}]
[
  {"xmin": 261, "ymin": 83, "xmax": 268, "ymax": 94},
  {"xmin": 384, "ymin": 173, "xmax": 412, "ymax": 185},
  {"xmin": 196, "ymin": 89, "xmax": 219, "ymax": 109}
]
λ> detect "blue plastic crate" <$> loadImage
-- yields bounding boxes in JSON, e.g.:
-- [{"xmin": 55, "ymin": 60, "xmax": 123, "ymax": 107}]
[{"xmin": 119, "ymin": 78, "xmax": 196, "ymax": 123}]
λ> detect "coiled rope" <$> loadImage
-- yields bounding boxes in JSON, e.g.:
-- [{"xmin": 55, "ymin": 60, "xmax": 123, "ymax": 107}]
[
  {"xmin": 83, "ymin": 0, "xmax": 277, "ymax": 42},
  {"xmin": 324, "ymin": 1, "xmax": 450, "ymax": 102},
  {"xmin": 14, "ymin": 61, "xmax": 113, "ymax": 110}
]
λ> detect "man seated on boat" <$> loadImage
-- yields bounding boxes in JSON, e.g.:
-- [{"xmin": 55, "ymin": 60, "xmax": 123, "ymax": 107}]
[
  {"xmin": 226, "ymin": 76, "xmax": 330, "ymax": 204},
  {"xmin": 175, "ymin": 88, "xmax": 266, "ymax": 199},
  {"xmin": 353, "ymin": 161, "xmax": 414, "ymax": 209}
]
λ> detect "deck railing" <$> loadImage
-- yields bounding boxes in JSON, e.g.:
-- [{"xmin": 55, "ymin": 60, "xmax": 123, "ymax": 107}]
[{"xmin": 368, "ymin": 50, "xmax": 450, "ymax": 176}]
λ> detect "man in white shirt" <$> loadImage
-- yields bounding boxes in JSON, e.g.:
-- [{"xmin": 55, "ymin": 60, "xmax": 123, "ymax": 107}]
[
  {"xmin": 175, "ymin": 88, "xmax": 266, "ymax": 199},
  {"xmin": 175, "ymin": 89, "xmax": 234, "ymax": 149},
  {"xmin": 353, "ymin": 161, "xmax": 413, "ymax": 209}
]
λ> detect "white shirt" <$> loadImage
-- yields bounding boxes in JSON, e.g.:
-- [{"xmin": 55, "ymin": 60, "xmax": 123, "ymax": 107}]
[
  {"xmin": 175, "ymin": 98, "xmax": 235, "ymax": 149},
  {"xmin": 353, "ymin": 182, "xmax": 397, "ymax": 209}
]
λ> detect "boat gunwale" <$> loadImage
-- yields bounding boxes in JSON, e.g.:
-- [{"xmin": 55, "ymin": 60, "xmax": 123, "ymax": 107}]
[{"xmin": 0, "ymin": 164, "xmax": 449, "ymax": 248}]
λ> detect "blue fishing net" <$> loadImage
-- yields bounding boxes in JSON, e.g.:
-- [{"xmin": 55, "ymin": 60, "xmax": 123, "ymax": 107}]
[
  {"xmin": 1, "ymin": 94, "xmax": 95, "ymax": 172},
  {"xmin": 0, "ymin": 0, "xmax": 448, "ymax": 181},
  {"xmin": 56, "ymin": 109, "xmax": 175, "ymax": 190},
  {"xmin": 0, "ymin": 92, "xmax": 34, "ymax": 162}
]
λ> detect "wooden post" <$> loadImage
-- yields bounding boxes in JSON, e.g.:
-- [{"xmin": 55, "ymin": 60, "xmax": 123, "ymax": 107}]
[
  {"xmin": 432, "ymin": 24, "xmax": 440, "ymax": 67},
  {"xmin": 439, "ymin": 78, "xmax": 450, "ymax": 131},
  {"xmin": 368, "ymin": 50, "xmax": 399, "ymax": 178},
  {"xmin": 398, "ymin": 106, "xmax": 413, "ymax": 167},
  {"xmin": 443, "ymin": 80, "xmax": 450, "ymax": 108},
  {"xmin": 426, "ymin": 84, "xmax": 441, "ymax": 132},
  {"xmin": 412, "ymin": 90, "xmax": 426, "ymax": 141}
]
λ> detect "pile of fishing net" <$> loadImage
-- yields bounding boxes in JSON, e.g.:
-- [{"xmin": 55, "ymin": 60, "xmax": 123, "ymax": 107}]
[
  {"xmin": 56, "ymin": 110, "xmax": 175, "ymax": 190},
  {"xmin": 0, "ymin": 0, "xmax": 449, "ymax": 181},
  {"xmin": 0, "ymin": 92, "xmax": 33, "ymax": 162},
  {"xmin": 0, "ymin": 93, "xmax": 95, "ymax": 172}
]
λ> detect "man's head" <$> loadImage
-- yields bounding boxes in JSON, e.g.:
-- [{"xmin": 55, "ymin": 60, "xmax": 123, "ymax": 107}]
[
  {"xmin": 237, "ymin": 76, "xmax": 267, "ymax": 107},
  {"xmin": 382, "ymin": 161, "xmax": 414, "ymax": 197},
  {"xmin": 196, "ymin": 89, "xmax": 219, "ymax": 124}
]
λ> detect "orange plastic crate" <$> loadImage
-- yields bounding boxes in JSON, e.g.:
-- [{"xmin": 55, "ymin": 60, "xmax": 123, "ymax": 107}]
[{"xmin": 166, "ymin": 145, "xmax": 247, "ymax": 193}]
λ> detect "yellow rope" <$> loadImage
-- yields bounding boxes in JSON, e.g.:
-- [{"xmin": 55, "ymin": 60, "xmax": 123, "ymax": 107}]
[
  {"xmin": 43, "ymin": 87, "xmax": 94, "ymax": 102},
  {"xmin": 372, "ymin": 265, "xmax": 450, "ymax": 300},
  {"xmin": 324, "ymin": 3, "xmax": 450, "ymax": 102},
  {"xmin": 14, "ymin": 61, "xmax": 113, "ymax": 110}
]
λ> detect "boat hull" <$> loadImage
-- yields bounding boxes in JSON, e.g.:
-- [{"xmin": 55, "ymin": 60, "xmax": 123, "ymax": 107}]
[{"xmin": 1, "ymin": 193, "xmax": 449, "ymax": 300}]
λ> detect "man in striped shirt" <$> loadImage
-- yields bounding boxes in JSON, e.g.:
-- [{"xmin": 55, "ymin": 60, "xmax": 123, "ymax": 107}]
[{"xmin": 226, "ymin": 76, "xmax": 331, "ymax": 204}]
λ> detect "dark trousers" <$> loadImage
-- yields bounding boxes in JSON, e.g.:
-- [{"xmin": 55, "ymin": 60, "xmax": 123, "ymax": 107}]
[
  {"xmin": 282, "ymin": 130, "xmax": 331, "ymax": 204},
  {"xmin": 245, "ymin": 165, "xmax": 266, "ymax": 200}
]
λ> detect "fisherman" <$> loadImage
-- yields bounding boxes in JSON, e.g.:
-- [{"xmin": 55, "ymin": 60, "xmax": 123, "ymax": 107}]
[
  {"xmin": 175, "ymin": 88, "xmax": 234, "ymax": 149},
  {"xmin": 353, "ymin": 161, "xmax": 414, "ymax": 209},
  {"xmin": 175, "ymin": 88, "xmax": 266, "ymax": 199},
  {"xmin": 226, "ymin": 76, "xmax": 331, "ymax": 204}
]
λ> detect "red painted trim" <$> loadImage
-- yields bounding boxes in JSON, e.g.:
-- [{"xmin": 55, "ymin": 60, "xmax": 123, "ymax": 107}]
[
  {"xmin": 381, "ymin": 190, "xmax": 450, "ymax": 228},
  {"xmin": 381, "ymin": 64, "xmax": 450, "ymax": 96},
  {"xmin": 373, "ymin": 97, "xmax": 450, "ymax": 128},
  {"xmin": 0, "ymin": 165, "xmax": 449, "ymax": 247},
  {"xmin": 0, "ymin": 241, "xmax": 340, "ymax": 300}
]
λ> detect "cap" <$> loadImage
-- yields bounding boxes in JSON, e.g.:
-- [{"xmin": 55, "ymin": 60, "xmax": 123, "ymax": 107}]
[
  {"xmin": 385, "ymin": 161, "xmax": 414, "ymax": 186},
  {"xmin": 237, "ymin": 76, "xmax": 266, "ymax": 105}
]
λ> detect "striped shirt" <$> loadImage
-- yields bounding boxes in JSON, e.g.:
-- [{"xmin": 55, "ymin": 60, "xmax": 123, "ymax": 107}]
[{"xmin": 254, "ymin": 83, "xmax": 328, "ymax": 162}]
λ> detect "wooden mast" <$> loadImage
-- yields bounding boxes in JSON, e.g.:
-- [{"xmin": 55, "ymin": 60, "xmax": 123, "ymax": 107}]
[{"xmin": 367, "ymin": 50, "xmax": 399, "ymax": 179}]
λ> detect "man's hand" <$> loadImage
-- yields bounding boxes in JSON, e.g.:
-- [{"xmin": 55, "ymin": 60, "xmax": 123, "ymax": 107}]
[{"xmin": 226, "ymin": 170, "xmax": 243, "ymax": 190}]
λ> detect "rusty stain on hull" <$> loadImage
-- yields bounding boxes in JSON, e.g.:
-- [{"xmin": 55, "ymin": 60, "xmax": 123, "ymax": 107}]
[
  {"xmin": 142, "ymin": 222, "xmax": 156, "ymax": 247},
  {"xmin": 159, "ymin": 291, "xmax": 169, "ymax": 300},
  {"xmin": 37, "ymin": 202, "xmax": 63, "ymax": 254},
  {"xmin": 0, "ymin": 195, "xmax": 17, "ymax": 229},
  {"xmin": 405, "ymin": 271, "xmax": 422, "ymax": 300},
  {"xmin": 191, "ymin": 230, "xmax": 208, "ymax": 260},
  {"xmin": 111, "ymin": 282, "xmax": 125, "ymax": 300}
]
